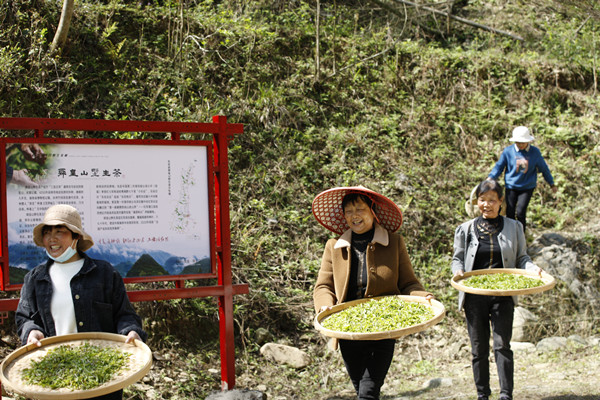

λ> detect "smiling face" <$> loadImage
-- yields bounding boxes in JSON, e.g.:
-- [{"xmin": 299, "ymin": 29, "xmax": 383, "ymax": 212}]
[
  {"xmin": 477, "ymin": 190, "xmax": 503, "ymax": 219},
  {"xmin": 343, "ymin": 198, "xmax": 376, "ymax": 234},
  {"xmin": 42, "ymin": 225, "xmax": 80, "ymax": 262}
]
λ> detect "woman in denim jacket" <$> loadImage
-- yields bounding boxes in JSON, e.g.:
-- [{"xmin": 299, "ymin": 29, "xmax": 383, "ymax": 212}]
[{"xmin": 15, "ymin": 204, "xmax": 146, "ymax": 400}]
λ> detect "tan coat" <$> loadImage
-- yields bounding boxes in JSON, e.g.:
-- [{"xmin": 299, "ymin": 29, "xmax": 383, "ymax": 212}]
[{"xmin": 313, "ymin": 224, "xmax": 431, "ymax": 313}]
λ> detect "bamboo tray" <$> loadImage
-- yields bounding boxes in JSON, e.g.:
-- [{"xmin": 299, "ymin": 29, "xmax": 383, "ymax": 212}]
[
  {"xmin": 0, "ymin": 332, "xmax": 152, "ymax": 400},
  {"xmin": 451, "ymin": 268, "xmax": 556, "ymax": 296},
  {"xmin": 314, "ymin": 295, "xmax": 445, "ymax": 340}
]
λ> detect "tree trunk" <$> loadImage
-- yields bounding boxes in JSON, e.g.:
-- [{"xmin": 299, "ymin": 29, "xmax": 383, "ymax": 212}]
[
  {"xmin": 315, "ymin": 0, "xmax": 321, "ymax": 82},
  {"xmin": 50, "ymin": 0, "xmax": 75, "ymax": 54}
]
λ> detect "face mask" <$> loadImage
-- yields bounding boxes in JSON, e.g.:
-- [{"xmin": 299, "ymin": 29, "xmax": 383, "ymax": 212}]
[{"xmin": 46, "ymin": 240, "xmax": 78, "ymax": 263}]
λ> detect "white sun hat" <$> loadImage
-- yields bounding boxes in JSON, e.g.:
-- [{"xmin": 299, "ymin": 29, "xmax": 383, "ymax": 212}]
[
  {"xmin": 509, "ymin": 126, "xmax": 535, "ymax": 142},
  {"xmin": 33, "ymin": 204, "xmax": 94, "ymax": 252},
  {"xmin": 312, "ymin": 186, "xmax": 403, "ymax": 235}
]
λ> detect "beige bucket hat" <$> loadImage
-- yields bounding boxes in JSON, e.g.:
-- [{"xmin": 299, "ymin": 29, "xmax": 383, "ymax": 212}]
[
  {"xmin": 312, "ymin": 186, "xmax": 403, "ymax": 235},
  {"xmin": 33, "ymin": 204, "xmax": 94, "ymax": 252}
]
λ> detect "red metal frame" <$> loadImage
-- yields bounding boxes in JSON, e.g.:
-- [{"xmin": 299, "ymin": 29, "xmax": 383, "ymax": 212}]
[{"xmin": 0, "ymin": 116, "xmax": 248, "ymax": 390}]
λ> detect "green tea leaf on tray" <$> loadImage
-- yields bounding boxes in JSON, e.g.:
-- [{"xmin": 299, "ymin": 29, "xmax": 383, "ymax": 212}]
[
  {"xmin": 321, "ymin": 296, "xmax": 434, "ymax": 333},
  {"xmin": 462, "ymin": 273, "xmax": 544, "ymax": 290},
  {"xmin": 22, "ymin": 343, "xmax": 131, "ymax": 390}
]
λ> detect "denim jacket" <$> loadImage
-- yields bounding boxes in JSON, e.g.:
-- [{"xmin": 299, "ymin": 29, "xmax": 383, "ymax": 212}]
[
  {"xmin": 16, "ymin": 253, "xmax": 147, "ymax": 345},
  {"xmin": 451, "ymin": 217, "xmax": 538, "ymax": 310}
]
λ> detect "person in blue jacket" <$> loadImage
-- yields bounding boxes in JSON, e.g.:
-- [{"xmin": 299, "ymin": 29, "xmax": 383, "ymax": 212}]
[{"xmin": 487, "ymin": 126, "xmax": 557, "ymax": 232}]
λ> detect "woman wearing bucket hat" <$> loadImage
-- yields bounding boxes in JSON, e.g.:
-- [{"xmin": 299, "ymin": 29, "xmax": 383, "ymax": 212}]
[
  {"xmin": 15, "ymin": 204, "xmax": 147, "ymax": 400},
  {"xmin": 487, "ymin": 126, "xmax": 557, "ymax": 233},
  {"xmin": 312, "ymin": 186, "xmax": 433, "ymax": 400}
]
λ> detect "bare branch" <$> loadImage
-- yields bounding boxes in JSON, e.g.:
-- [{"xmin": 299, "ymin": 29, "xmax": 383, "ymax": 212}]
[
  {"xmin": 327, "ymin": 48, "xmax": 391, "ymax": 79},
  {"xmin": 385, "ymin": 0, "xmax": 525, "ymax": 41}
]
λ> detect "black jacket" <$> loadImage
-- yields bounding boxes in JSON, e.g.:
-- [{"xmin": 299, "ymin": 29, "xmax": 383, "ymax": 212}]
[{"xmin": 15, "ymin": 253, "xmax": 147, "ymax": 345}]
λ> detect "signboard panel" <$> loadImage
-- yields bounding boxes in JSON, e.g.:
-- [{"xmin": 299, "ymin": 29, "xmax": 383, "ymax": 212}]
[
  {"xmin": 1, "ymin": 116, "xmax": 247, "ymax": 390},
  {"xmin": 3, "ymin": 140, "xmax": 214, "ymax": 288}
]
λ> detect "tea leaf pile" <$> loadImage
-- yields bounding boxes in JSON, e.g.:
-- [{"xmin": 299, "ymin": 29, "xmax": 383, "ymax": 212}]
[
  {"xmin": 22, "ymin": 343, "xmax": 131, "ymax": 390},
  {"xmin": 462, "ymin": 273, "xmax": 544, "ymax": 290},
  {"xmin": 321, "ymin": 296, "xmax": 434, "ymax": 333}
]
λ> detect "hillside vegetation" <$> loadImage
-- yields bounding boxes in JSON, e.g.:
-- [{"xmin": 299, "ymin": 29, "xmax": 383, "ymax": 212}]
[{"xmin": 1, "ymin": 0, "xmax": 600, "ymax": 398}]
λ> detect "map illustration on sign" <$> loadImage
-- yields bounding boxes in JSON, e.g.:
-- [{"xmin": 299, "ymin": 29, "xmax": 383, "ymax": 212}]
[{"xmin": 171, "ymin": 161, "xmax": 199, "ymax": 234}]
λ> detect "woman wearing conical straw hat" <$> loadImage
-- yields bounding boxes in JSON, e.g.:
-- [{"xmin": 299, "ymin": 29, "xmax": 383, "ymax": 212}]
[{"xmin": 312, "ymin": 186, "xmax": 433, "ymax": 400}]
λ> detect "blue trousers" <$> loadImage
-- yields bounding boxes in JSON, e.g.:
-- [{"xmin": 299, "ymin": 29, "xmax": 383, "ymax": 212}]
[
  {"xmin": 338, "ymin": 338, "xmax": 395, "ymax": 400},
  {"xmin": 464, "ymin": 294, "xmax": 514, "ymax": 399}
]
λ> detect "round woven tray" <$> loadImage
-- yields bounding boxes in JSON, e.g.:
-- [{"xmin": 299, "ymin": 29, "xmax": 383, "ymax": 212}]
[
  {"xmin": 451, "ymin": 268, "xmax": 556, "ymax": 296},
  {"xmin": 314, "ymin": 295, "xmax": 445, "ymax": 340},
  {"xmin": 0, "ymin": 332, "xmax": 152, "ymax": 400}
]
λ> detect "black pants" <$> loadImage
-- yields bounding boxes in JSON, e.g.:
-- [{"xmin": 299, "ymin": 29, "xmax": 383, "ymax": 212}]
[
  {"xmin": 338, "ymin": 338, "xmax": 396, "ymax": 400},
  {"xmin": 505, "ymin": 188, "xmax": 534, "ymax": 232},
  {"xmin": 90, "ymin": 390, "xmax": 123, "ymax": 400},
  {"xmin": 464, "ymin": 294, "xmax": 514, "ymax": 399}
]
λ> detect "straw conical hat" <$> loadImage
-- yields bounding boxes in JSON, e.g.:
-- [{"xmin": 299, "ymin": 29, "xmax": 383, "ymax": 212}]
[{"xmin": 312, "ymin": 186, "xmax": 403, "ymax": 235}]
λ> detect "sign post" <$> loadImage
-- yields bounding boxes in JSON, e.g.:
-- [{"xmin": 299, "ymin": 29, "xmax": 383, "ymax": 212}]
[{"xmin": 0, "ymin": 116, "xmax": 248, "ymax": 390}]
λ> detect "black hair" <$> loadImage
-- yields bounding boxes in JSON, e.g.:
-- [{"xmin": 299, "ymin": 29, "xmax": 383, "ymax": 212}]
[
  {"xmin": 342, "ymin": 192, "xmax": 375, "ymax": 211},
  {"xmin": 476, "ymin": 179, "xmax": 504, "ymax": 200},
  {"xmin": 41, "ymin": 225, "xmax": 79, "ymax": 239}
]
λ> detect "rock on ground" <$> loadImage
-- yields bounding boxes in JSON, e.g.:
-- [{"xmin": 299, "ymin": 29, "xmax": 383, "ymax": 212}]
[{"xmin": 260, "ymin": 342, "xmax": 310, "ymax": 369}]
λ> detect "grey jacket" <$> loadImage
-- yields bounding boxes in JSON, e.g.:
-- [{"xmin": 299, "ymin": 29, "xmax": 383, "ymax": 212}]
[{"xmin": 451, "ymin": 217, "xmax": 538, "ymax": 310}]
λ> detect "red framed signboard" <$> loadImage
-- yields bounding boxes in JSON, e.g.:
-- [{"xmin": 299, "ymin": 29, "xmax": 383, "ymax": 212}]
[{"xmin": 0, "ymin": 116, "xmax": 248, "ymax": 390}]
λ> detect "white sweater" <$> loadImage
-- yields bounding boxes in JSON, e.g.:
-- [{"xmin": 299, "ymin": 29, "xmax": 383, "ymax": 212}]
[{"xmin": 49, "ymin": 259, "xmax": 85, "ymax": 335}]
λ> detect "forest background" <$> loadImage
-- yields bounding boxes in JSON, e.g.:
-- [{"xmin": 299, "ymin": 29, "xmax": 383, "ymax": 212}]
[{"xmin": 1, "ymin": 0, "xmax": 599, "ymax": 399}]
